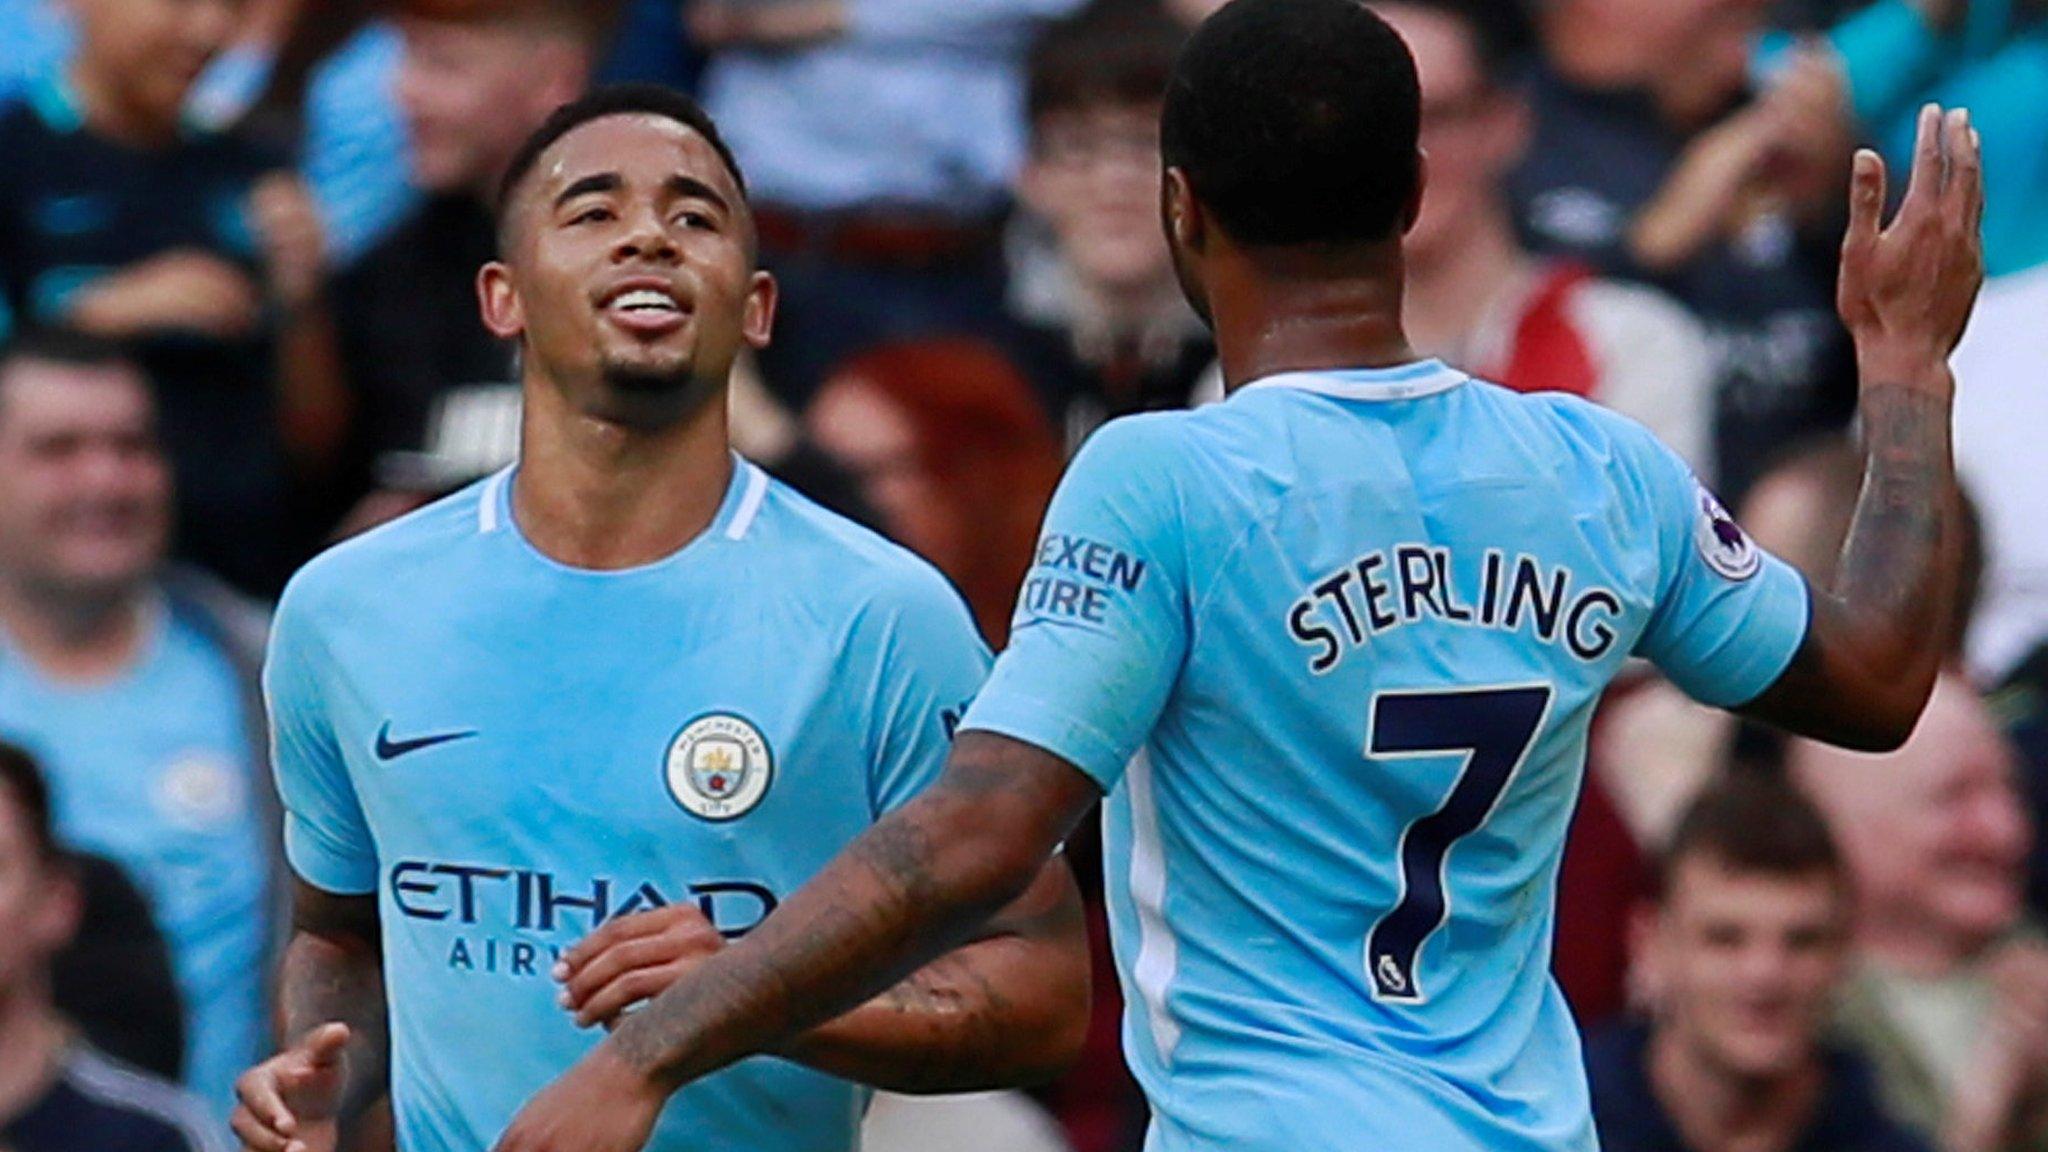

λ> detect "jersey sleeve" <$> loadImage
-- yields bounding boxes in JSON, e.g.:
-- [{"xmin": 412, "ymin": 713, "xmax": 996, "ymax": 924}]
[
  {"xmin": 961, "ymin": 417, "xmax": 1190, "ymax": 792},
  {"xmin": 1630, "ymin": 431, "xmax": 1812, "ymax": 708},
  {"xmin": 859, "ymin": 565, "xmax": 995, "ymax": 818},
  {"xmin": 264, "ymin": 582, "xmax": 378, "ymax": 894}
]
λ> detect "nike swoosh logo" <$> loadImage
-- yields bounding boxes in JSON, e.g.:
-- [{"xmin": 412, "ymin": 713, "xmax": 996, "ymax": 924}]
[{"xmin": 374, "ymin": 723, "xmax": 478, "ymax": 762}]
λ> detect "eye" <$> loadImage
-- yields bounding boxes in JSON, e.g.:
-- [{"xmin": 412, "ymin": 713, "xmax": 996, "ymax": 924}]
[
  {"xmin": 569, "ymin": 205, "xmax": 615, "ymax": 226},
  {"xmin": 677, "ymin": 209, "xmax": 717, "ymax": 231}
]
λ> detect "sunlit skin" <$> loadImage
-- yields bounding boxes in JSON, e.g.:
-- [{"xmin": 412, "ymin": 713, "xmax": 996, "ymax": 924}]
[{"xmin": 0, "ymin": 362, "xmax": 170, "ymax": 611}]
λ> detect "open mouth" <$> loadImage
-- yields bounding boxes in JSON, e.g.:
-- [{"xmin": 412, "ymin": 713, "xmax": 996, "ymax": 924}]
[{"xmin": 598, "ymin": 281, "xmax": 692, "ymax": 335}]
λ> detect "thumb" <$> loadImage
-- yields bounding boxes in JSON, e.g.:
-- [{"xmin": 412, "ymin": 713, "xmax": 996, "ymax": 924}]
[{"xmin": 300, "ymin": 1022, "xmax": 351, "ymax": 1069}]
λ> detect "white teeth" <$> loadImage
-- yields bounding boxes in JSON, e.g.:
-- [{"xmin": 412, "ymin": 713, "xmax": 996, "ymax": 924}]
[{"xmin": 612, "ymin": 288, "xmax": 678, "ymax": 313}]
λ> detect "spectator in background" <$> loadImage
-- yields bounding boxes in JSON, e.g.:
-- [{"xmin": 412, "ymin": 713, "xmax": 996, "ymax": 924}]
[
  {"xmin": 1006, "ymin": 0, "xmax": 1213, "ymax": 456},
  {"xmin": 1584, "ymin": 773, "xmax": 1930, "ymax": 1152},
  {"xmin": 0, "ymin": 333, "xmax": 275, "ymax": 1120},
  {"xmin": 805, "ymin": 339, "xmax": 1063, "ymax": 645},
  {"xmin": 0, "ymin": 741, "xmax": 227, "ymax": 1152},
  {"xmin": 331, "ymin": 2, "xmax": 593, "ymax": 496},
  {"xmin": 697, "ymin": 0, "xmax": 1087, "ymax": 404},
  {"xmin": 1794, "ymin": 676, "xmax": 2048, "ymax": 1152},
  {"xmin": 1376, "ymin": 0, "xmax": 1715, "ymax": 475},
  {"xmin": 0, "ymin": 0, "xmax": 350, "ymax": 597},
  {"xmin": 1509, "ymin": 0, "xmax": 1856, "ymax": 499}
]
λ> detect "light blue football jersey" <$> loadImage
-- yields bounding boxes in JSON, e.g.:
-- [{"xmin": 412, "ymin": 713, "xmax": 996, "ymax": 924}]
[
  {"xmin": 963, "ymin": 360, "xmax": 1811, "ymax": 1152},
  {"xmin": 264, "ymin": 458, "xmax": 989, "ymax": 1152}
]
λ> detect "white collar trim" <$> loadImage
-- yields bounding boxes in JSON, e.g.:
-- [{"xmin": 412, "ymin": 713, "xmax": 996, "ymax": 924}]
[{"xmin": 1237, "ymin": 359, "xmax": 1468, "ymax": 402}]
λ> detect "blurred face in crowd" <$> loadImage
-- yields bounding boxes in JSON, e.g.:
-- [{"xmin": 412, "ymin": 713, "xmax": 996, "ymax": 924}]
[
  {"xmin": 480, "ymin": 114, "xmax": 775, "ymax": 431},
  {"xmin": 1655, "ymin": 0, "xmax": 1774, "ymax": 127},
  {"xmin": 805, "ymin": 375, "xmax": 960, "ymax": 572},
  {"xmin": 1376, "ymin": 3, "xmax": 1527, "ymax": 270},
  {"xmin": 1794, "ymin": 676, "xmax": 2031, "ymax": 959},
  {"xmin": 68, "ymin": 0, "xmax": 245, "ymax": 128},
  {"xmin": 397, "ymin": 15, "xmax": 590, "ymax": 198},
  {"xmin": 1642, "ymin": 855, "xmax": 1848, "ymax": 1081},
  {"xmin": 1021, "ymin": 101, "xmax": 1175, "ymax": 306},
  {"xmin": 0, "ymin": 358, "xmax": 172, "ymax": 607},
  {"xmin": 0, "ymin": 782, "xmax": 77, "ymax": 1005}
]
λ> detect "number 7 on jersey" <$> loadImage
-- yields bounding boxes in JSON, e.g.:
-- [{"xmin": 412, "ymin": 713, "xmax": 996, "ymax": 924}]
[{"xmin": 1365, "ymin": 684, "xmax": 1554, "ymax": 1002}]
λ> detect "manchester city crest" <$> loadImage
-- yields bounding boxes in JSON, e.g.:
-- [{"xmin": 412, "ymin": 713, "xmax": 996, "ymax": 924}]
[
  {"xmin": 664, "ymin": 714, "xmax": 773, "ymax": 821},
  {"xmin": 1693, "ymin": 483, "xmax": 1762, "ymax": 582}
]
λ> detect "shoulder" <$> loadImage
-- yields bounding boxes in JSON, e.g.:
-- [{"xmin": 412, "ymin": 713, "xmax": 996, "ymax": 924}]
[
  {"xmin": 58, "ymin": 1046, "xmax": 228, "ymax": 1152},
  {"xmin": 747, "ymin": 473, "xmax": 975, "ymax": 625},
  {"xmin": 275, "ymin": 476, "xmax": 496, "ymax": 631}
]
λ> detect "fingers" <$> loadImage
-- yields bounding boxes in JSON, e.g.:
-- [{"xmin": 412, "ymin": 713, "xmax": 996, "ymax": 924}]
[
  {"xmin": 230, "ymin": 1103, "xmax": 295, "ymax": 1152},
  {"xmin": 1944, "ymin": 108, "xmax": 1984, "ymax": 239},
  {"xmin": 234, "ymin": 1064, "xmax": 300, "ymax": 1143},
  {"xmin": 556, "ymin": 908, "xmax": 679, "ymax": 979},
  {"xmin": 1902, "ymin": 102, "xmax": 1943, "ymax": 210},
  {"xmin": 1843, "ymin": 148, "xmax": 1886, "ymax": 254},
  {"xmin": 560, "ymin": 930, "xmax": 716, "ymax": 1015},
  {"xmin": 576, "ymin": 963, "xmax": 686, "ymax": 1029}
]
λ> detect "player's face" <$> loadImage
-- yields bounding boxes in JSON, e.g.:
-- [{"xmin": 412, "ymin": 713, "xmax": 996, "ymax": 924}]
[
  {"xmin": 0, "ymin": 365, "xmax": 172, "ymax": 603},
  {"xmin": 1376, "ymin": 4, "xmax": 1525, "ymax": 268},
  {"xmin": 1650, "ymin": 857, "xmax": 1845, "ymax": 1080},
  {"xmin": 74, "ymin": 0, "xmax": 244, "ymax": 125},
  {"xmin": 0, "ymin": 789, "xmax": 76, "ymax": 1000},
  {"xmin": 481, "ymin": 114, "xmax": 775, "ymax": 431},
  {"xmin": 1023, "ymin": 104, "xmax": 1174, "ymax": 300}
]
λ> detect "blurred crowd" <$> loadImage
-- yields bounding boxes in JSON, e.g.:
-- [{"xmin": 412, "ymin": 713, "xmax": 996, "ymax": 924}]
[{"xmin": 1, "ymin": 0, "xmax": 2047, "ymax": 1150}]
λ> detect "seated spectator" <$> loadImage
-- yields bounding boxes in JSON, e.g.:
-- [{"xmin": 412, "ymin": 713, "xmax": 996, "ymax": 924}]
[
  {"xmin": 333, "ymin": 1, "xmax": 594, "ymax": 478},
  {"xmin": 0, "ymin": 0, "xmax": 348, "ymax": 595},
  {"xmin": 50, "ymin": 854, "xmax": 184, "ymax": 1082},
  {"xmin": 698, "ymin": 0, "xmax": 1087, "ymax": 403},
  {"xmin": 0, "ymin": 740, "xmax": 227, "ymax": 1152},
  {"xmin": 1006, "ymin": 0, "xmax": 1213, "ymax": 455},
  {"xmin": 1584, "ymin": 772, "xmax": 1930, "ymax": 1152},
  {"xmin": 805, "ymin": 338, "xmax": 1063, "ymax": 645},
  {"xmin": 0, "ymin": 332, "xmax": 274, "ymax": 1118},
  {"xmin": 1376, "ymin": 0, "xmax": 1714, "ymax": 475},
  {"xmin": 1508, "ymin": 0, "xmax": 1857, "ymax": 499},
  {"xmin": 1793, "ymin": 675, "xmax": 2048, "ymax": 1152}
]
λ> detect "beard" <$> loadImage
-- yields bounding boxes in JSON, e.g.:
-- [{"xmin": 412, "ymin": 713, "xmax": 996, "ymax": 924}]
[{"xmin": 595, "ymin": 354, "xmax": 723, "ymax": 431}]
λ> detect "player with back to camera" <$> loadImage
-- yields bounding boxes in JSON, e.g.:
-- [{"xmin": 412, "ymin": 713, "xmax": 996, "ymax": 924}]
[
  {"xmin": 494, "ymin": 0, "xmax": 1988, "ymax": 1148},
  {"xmin": 225, "ymin": 85, "xmax": 1088, "ymax": 1152}
]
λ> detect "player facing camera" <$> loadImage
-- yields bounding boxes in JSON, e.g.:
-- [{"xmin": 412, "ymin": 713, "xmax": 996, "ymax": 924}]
[{"xmin": 478, "ymin": 85, "xmax": 776, "ymax": 432}]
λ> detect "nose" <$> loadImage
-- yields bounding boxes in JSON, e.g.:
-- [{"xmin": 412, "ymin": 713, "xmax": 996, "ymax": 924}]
[{"xmin": 612, "ymin": 202, "xmax": 680, "ymax": 265}]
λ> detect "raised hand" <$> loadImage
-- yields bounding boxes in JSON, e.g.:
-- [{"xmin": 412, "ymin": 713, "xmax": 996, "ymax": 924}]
[
  {"xmin": 230, "ymin": 1022, "xmax": 351, "ymax": 1152},
  {"xmin": 1837, "ymin": 104, "xmax": 1986, "ymax": 390}
]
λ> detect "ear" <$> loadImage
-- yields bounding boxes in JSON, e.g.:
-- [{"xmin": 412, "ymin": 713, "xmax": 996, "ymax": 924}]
[
  {"xmin": 477, "ymin": 261, "xmax": 526, "ymax": 341},
  {"xmin": 1163, "ymin": 167, "xmax": 1205, "ymax": 253},
  {"xmin": 1401, "ymin": 148, "xmax": 1429, "ymax": 235},
  {"xmin": 741, "ymin": 270, "xmax": 778, "ymax": 351}
]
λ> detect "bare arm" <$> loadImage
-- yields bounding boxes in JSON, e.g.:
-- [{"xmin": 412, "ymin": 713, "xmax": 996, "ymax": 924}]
[
  {"xmin": 1740, "ymin": 105, "xmax": 1985, "ymax": 752},
  {"xmin": 232, "ymin": 880, "xmax": 387, "ymax": 1152},
  {"xmin": 492, "ymin": 733, "xmax": 1100, "ymax": 1150},
  {"xmin": 770, "ymin": 857, "xmax": 1089, "ymax": 1092}
]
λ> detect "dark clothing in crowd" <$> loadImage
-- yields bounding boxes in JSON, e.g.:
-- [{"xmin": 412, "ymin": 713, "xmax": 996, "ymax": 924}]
[
  {"xmin": 332, "ymin": 192, "xmax": 516, "ymax": 462},
  {"xmin": 53, "ymin": 854, "xmax": 186, "ymax": 1082},
  {"xmin": 1506, "ymin": 65, "xmax": 1855, "ymax": 500},
  {"xmin": 1001, "ymin": 316, "xmax": 1213, "ymax": 457},
  {"xmin": 1584, "ymin": 1020, "xmax": 1934, "ymax": 1152},
  {"xmin": 1991, "ymin": 642, "xmax": 2048, "ymax": 917},
  {"xmin": 0, "ymin": 79, "xmax": 296, "ymax": 594},
  {"xmin": 0, "ymin": 1043, "xmax": 225, "ymax": 1152}
]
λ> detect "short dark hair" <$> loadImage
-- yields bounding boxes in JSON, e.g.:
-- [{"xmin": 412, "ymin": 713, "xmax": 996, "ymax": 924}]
[
  {"xmin": 1027, "ymin": 0, "xmax": 1186, "ymax": 124},
  {"xmin": 0, "ymin": 327, "xmax": 139, "ymax": 379},
  {"xmin": 1656, "ymin": 771, "xmax": 1845, "ymax": 900},
  {"xmin": 1162, "ymin": 0, "xmax": 1422, "ymax": 247},
  {"xmin": 496, "ymin": 83, "xmax": 748, "ymax": 234},
  {"xmin": 0, "ymin": 740, "xmax": 59, "ymax": 864}
]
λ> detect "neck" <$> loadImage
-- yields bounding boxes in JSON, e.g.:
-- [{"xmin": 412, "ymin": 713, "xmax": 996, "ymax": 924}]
[
  {"xmin": 1210, "ymin": 242, "xmax": 1419, "ymax": 391},
  {"xmin": 1404, "ymin": 208, "xmax": 1528, "ymax": 362},
  {"xmin": 1650, "ymin": 1025, "xmax": 1822, "ymax": 1152},
  {"xmin": 67, "ymin": 60, "xmax": 180, "ymax": 149},
  {"xmin": 0, "ymin": 576, "xmax": 148, "ymax": 681},
  {"xmin": 0, "ymin": 984, "xmax": 66, "ymax": 1125},
  {"xmin": 512, "ymin": 375, "xmax": 736, "ymax": 570}
]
